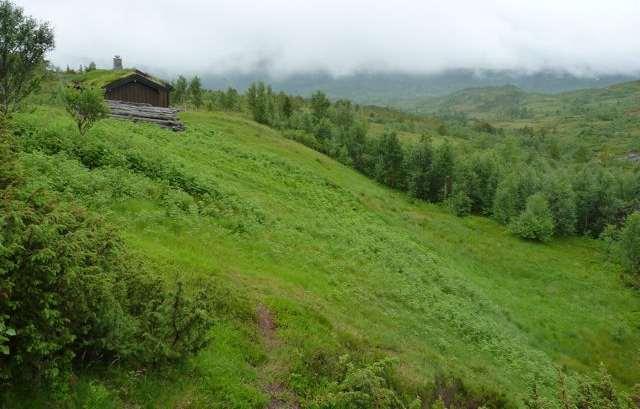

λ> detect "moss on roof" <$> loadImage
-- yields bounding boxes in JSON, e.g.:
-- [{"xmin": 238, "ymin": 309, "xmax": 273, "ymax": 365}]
[{"xmin": 75, "ymin": 69, "xmax": 170, "ymax": 89}]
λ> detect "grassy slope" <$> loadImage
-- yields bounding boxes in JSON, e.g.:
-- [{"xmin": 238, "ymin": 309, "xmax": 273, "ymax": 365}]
[
  {"xmin": 12, "ymin": 104, "xmax": 640, "ymax": 407},
  {"xmin": 397, "ymin": 81, "xmax": 640, "ymax": 156}
]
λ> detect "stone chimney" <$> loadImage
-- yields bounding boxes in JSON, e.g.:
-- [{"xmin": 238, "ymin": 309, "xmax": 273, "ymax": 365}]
[{"xmin": 113, "ymin": 55, "xmax": 123, "ymax": 70}]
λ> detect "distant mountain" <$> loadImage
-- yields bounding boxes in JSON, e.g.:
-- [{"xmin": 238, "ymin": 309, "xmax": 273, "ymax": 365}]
[
  {"xmin": 403, "ymin": 79, "xmax": 640, "ymax": 121},
  {"xmin": 199, "ymin": 69, "xmax": 639, "ymax": 105}
]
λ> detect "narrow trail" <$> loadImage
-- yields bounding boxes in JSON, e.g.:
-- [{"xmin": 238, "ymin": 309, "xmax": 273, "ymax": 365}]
[{"xmin": 256, "ymin": 304, "xmax": 300, "ymax": 409}]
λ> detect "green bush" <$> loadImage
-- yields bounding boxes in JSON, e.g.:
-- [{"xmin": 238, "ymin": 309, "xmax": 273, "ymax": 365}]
[
  {"xmin": 542, "ymin": 175, "xmax": 577, "ymax": 236},
  {"xmin": 0, "ymin": 141, "xmax": 220, "ymax": 388},
  {"xmin": 446, "ymin": 190, "xmax": 472, "ymax": 217},
  {"xmin": 620, "ymin": 212, "xmax": 640, "ymax": 275},
  {"xmin": 493, "ymin": 168, "xmax": 539, "ymax": 224},
  {"xmin": 509, "ymin": 193, "xmax": 555, "ymax": 242},
  {"xmin": 310, "ymin": 356, "xmax": 414, "ymax": 409},
  {"xmin": 60, "ymin": 85, "xmax": 108, "ymax": 136},
  {"xmin": 525, "ymin": 365, "xmax": 636, "ymax": 409}
]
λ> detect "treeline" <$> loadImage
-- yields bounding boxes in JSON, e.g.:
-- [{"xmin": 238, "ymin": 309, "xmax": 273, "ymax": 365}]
[{"xmin": 194, "ymin": 81, "xmax": 640, "ymax": 275}]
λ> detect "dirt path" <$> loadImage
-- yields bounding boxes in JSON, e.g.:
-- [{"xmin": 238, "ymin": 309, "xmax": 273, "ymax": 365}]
[{"xmin": 256, "ymin": 304, "xmax": 300, "ymax": 409}]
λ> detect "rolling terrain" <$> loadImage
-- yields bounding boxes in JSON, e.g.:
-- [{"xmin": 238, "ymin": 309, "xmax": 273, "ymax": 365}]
[{"xmin": 7, "ymin": 80, "xmax": 640, "ymax": 407}]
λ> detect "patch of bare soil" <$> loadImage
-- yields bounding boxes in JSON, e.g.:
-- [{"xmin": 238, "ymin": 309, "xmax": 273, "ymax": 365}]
[{"xmin": 256, "ymin": 304, "xmax": 300, "ymax": 409}]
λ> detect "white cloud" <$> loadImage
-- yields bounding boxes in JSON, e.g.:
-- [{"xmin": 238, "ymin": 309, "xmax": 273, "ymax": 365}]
[{"xmin": 17, "ymin": 0, "xmax": 640, "ymax": 76}]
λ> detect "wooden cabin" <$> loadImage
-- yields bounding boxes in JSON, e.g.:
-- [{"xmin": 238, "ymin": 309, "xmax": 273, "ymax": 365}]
[{"xmin": 104, "ymin": 70, "xmax": 172, "ymax": 107}]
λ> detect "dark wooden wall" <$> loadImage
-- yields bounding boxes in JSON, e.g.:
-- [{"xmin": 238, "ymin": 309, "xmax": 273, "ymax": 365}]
[{"xmin": 106, "ymin": 82, "xmax": 169, "ymax": 107}]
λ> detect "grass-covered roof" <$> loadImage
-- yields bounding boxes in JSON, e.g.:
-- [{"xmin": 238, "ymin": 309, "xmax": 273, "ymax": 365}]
[{"xmin": 75, "ymin": 69, "xmax": 171, "ymax": 89}]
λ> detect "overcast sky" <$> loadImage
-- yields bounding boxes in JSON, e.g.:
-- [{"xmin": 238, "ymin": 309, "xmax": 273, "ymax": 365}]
[{"xmin": 17, "ymin": 0, "xmax": 640, "ymax": 77}]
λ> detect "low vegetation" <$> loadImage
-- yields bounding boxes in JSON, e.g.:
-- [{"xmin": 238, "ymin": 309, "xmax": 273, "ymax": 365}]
[{"xmin": 1, "ymin": 2, "xmax": 639, "ymax": 407}]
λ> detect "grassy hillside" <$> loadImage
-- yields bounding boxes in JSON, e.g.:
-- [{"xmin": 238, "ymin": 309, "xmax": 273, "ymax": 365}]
[
  {"xmin": 6, "ymin": 91, "xmax": 639, "ymax": 407},
  {"xmin": 394, "ymin": 81, "xmax": 640, "ymax": 160}
]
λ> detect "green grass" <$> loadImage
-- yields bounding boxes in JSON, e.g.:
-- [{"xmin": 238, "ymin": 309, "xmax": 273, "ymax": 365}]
[
  {"xmin": 10, "ymin": 102, "xmax": 640, "ymax": 407},
  {"xmin": 395, "ymin": 81, "xmax": 640, "ymax": 157}
]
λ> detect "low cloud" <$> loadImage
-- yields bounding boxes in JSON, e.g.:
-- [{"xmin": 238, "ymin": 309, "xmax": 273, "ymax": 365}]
[{"xmin": 19, "ymin": 0, "xmax": 640, "ymax": 77}]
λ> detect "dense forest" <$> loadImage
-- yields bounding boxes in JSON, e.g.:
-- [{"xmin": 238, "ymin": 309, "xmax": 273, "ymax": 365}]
[{"xmin": 1, "ymin": 1, "xmax": 640, "ymax": 408}]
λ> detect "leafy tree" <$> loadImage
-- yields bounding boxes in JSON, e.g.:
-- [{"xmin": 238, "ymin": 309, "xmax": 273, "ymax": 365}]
[
  {"xmin": 277, "ymin": 91, "xmax": 293, "ymax": 120},
  {"xmin": 314, "ymin": 117, "xmax": 333, "ymax": 141},
  {"xmin": 188, "ymin": 75, "xmax": 203, "ymax": 109},
  {"xmin": 342, "ymin": 121, "xmax": 368, "ymax": 172},
  {"xmin": 332, "ymin": 99, "xmax": 355, "ymax": 129},
  {"xmin": 493, "ymin": 167, "xmax": 540, "ymax": 224},
  {"xmin": 86, "ymin": 61, "xmax": 96, "ymax": 71},
  {"xmin": 223, "ymin": 87, "xmax": 240, "ymax": 111},
  {"xmin": 0, "ymin": 0, "xmax": 55, "ymax": 116},
  {"xmin": 464, "ymin": 153, "xmax": 500, "ymax": 214},
  {"xmin": 447, "ymin": 190, "xmax": 472, "ymax": 217},
  {"xmin": 310, "ymin": 90, "xmax": 330, "ymax": 122},
  {"xmin": 573, "ymin": 165, "xmax": 622, "ymax": 236},
  {"xmin": 61, "ymin": 85, "xmax": 108, "ymax": 136},
  {"xmin": 430, "ymin": 142, "xmax": 455, "ymax": 201},
  {"xmin": 509, "ymin": 193, "xmax": 555, "ymax": 242},
  {"xmin": 542, "ymin": 175, "xmax": 577, "ymax": 236},
  {"xmin": 246, "ymin": 82, "xmax": 272, "ymax": 125},
  {"xmin": 172, "ymin": 75, "xmax": 188, "ymax": 107},
  {"xmin": 619, "ymin": 212, "xmax": 640, "ymax": 274},
  {"xmin": 406, "ymin": 137, "xmax": 433, "ymax": 201},
  {"xmin": 374, "ymin": 131, "xmax": 405, "ymax": 189}
]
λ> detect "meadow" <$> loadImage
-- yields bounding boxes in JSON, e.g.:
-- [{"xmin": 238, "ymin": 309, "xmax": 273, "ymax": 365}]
[{"xmin": 6, "ymin": 94, "xmax": 639, "ymax": 407}]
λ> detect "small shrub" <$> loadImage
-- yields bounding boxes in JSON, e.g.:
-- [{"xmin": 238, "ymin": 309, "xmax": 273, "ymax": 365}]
[
  {"xmin": 61, "ymin": 85, "xmax": 108, "ymax": 136},
  {"xmin": 311, "ymin": 356, "xmax": 410, "ymax": 409},
  {"xmin": 509, "ymin": 193, "xmax": 555, "ymax": 242}
]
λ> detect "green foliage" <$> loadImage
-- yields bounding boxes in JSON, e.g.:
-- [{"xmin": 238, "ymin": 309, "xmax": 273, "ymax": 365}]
[
  {"xmin": 188, "ymin": 75, "xmax": 203, "ymax": 109},
  {"xmin": 509, "ymin": 193, "xmax": 555, "ymax": 242},
  {"xmin": 456, "ymin": 152, "xmax": 500, "ymax": 214},
  {"xmin": 430, "ymin": 142, "xmax": 455, "ymax": 201},
  {"xmin": 493, "ymin": 167, "xmax": 540, "ymax": 224},
  {"xmin": 0, "ymin": 1, "xmax": 55, "ymax": 116},
  {"xmin": 524, "ymin": 366, "xmax": 636, "ymax": 409},
  {"xmin": 572, "ymin": 165, "xmax": 623, "ymax": 236},
  {"xmin": 374, "ymin": 131, "xmax": 405, "ymax": 189},
  {"xmin": 311, "ymin": 91, "xmax": 331, "ymax": 122},
  {"xmin": 171, "ymin": 75, "xmax": 188, "ymax": 106},
  {"xmin": 447, "ymin": 190, "xmax": 472, "ymax": 217},
  {"xmin": 0, "ymin": 184, "xmax": 220, "ymax": 387},
  {"xmin": 60, "ymin": 85, "xmax": 108, "ymax": 136},
  {"xmin": 0, "ymin": 137, "xmax": 222, "ymax": 389},
  {"xmin": 0, "ymin": 315, "xmax": 15, "ymax": 357},
  {"xmin": 406, "ymin": 137, "xmax": 433, "ymax": 201},
  {"xmin": 542, "ymin": 175, "xmax": 577, "ymax": 236},
  {"xmin": 6, "ymin": 71, "xmax": 640, "ymax": 406},
  {"xmin": 246, "ymin": 82, "xmax": 273, "ymax": 125},
  {"xmin": 619, "ymin": 212, "xmax": 640, "ymax": 274},
  {"xmin": 311, "ymin": 356, "xmax": 407, "ymax": 409}
]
